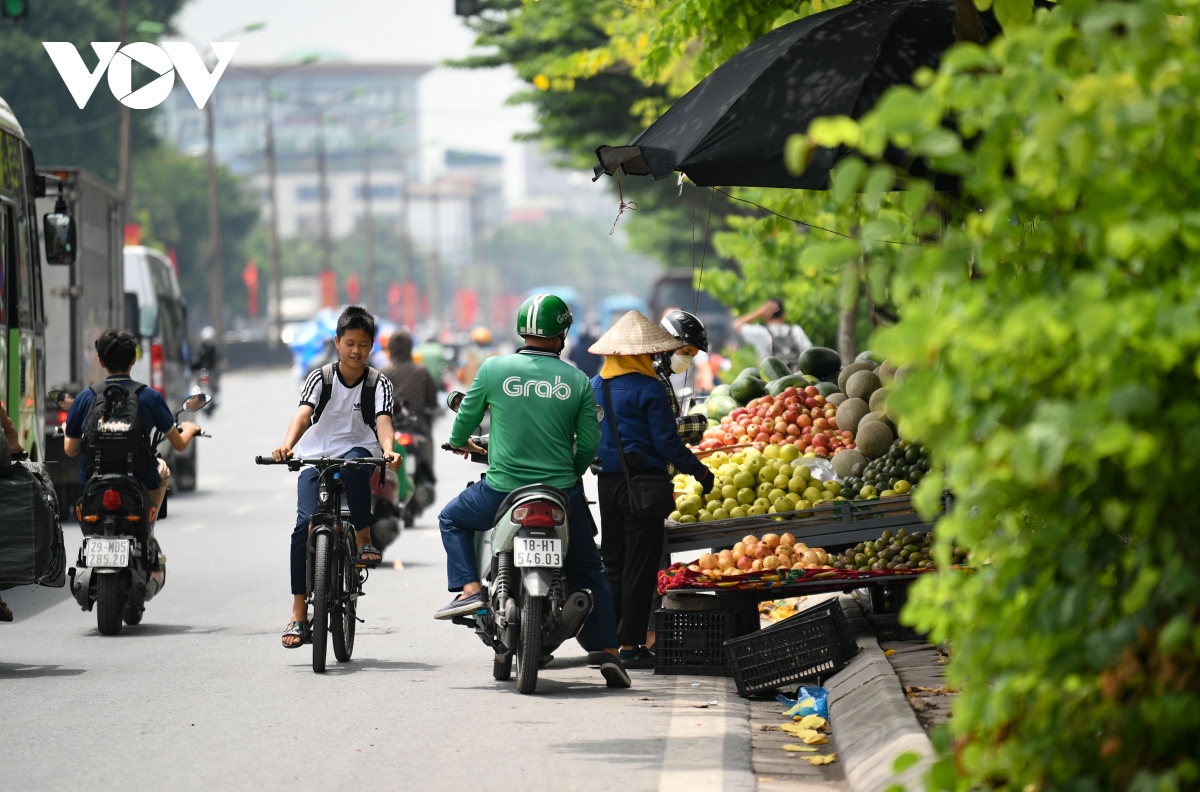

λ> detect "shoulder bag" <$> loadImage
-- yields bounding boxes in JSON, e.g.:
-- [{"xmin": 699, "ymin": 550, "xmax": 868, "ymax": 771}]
[{"xmin": 602, "ymin": 379, "xmax": 675, "ymax": 512}]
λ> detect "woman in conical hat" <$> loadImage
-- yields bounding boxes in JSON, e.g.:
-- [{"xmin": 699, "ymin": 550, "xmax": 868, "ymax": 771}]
[{"xmin": 588, "ymin": 311, "xmax": 715, "ymax": 667}]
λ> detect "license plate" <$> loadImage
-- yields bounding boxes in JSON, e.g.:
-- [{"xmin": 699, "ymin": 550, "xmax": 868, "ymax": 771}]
[
  {"xmin": 514, "ymin": 537, "xmax": 563, "ymax": 568},
  {"xmin": 86, "ymin": 538, "xmax": 130, "ymax": 568}
]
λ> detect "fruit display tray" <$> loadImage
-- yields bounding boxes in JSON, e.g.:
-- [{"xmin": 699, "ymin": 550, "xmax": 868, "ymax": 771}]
[
  {"xmin": 663, "ymin": 492, "xmax": 949, "ymax": 556},
  {"xmin": 656, "ymin": 562, "xmax": 935, "ymax": 595}
]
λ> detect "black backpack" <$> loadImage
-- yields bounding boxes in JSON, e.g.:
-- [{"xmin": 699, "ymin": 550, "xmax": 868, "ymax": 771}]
[
  {"xmin": 81, "ymin": 382, "xmax": 154, "ymax": 479},
  {"xmin": 312, "ymin": 363, "xmax": 382, "ymax": 431}
]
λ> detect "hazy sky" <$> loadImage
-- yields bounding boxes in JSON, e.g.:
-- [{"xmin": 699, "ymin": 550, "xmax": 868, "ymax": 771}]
[{"xmin": 175, "ymin": 0, "xmax": 535, "ymax": 196}]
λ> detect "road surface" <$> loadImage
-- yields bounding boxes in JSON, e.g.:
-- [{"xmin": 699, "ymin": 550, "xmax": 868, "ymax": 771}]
[{"xmin": 1, "ymin": 368, "xmax": 752, "ymax": 792}]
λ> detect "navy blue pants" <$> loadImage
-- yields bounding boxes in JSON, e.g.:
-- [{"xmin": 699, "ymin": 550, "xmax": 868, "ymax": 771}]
[
  {"xmin": 290, "ymin": 446, "xmax": 377, "ymax": 595},
  {"xmin": 438, "ymin": 478, "xmax": 620, "ymax": 651}
]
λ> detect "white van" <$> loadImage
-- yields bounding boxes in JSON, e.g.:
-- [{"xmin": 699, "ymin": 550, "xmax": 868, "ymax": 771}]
[{"xmin": 124, "ymin": 245, "xmax": 197, "ymax": 490}]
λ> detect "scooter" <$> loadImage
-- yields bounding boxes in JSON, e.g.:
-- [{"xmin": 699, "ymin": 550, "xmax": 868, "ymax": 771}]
[
  {"xmin": 393, "ymin": 401, "xmax": 437, "ymax": 528},
  {"xmin": 442, "ymin": 391, "xmax": 595, "ymax": 694},
  {"xmin": 51, "ymin": 390, "xmax": 212, "ymax": 635},
  {"xmin": 368, "ymin": 452, "xmax": 403, "ymax": 556}
]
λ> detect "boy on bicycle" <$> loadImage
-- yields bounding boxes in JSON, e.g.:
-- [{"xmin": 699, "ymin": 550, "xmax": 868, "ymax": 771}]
[{"xmin": 271, "ymin": 307, "xmax": 402, "ymax": 648}]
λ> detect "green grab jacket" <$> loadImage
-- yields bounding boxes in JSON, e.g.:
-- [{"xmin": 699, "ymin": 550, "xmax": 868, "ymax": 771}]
[{"xmin": 448, "ymin": 348, "xmax": 600, "ymax": 493}]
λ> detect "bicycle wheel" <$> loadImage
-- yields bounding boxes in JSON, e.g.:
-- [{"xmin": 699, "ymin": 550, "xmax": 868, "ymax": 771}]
[
  {"xmin": 516, "ymin": 595, "xmax": 544, "ymax": 694},
  {"xmin": 332, "ymin": 544, "xmax": 356, "ymax": 663},
  {"xmin": 311, "ymin": 532, "xmax": 331, "ymax": 673}
]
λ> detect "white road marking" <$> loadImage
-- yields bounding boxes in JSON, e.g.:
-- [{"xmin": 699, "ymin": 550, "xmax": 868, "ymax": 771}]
[{"xmin": 658, "ymin": 676, "xmax": 731, "ymax": 791}]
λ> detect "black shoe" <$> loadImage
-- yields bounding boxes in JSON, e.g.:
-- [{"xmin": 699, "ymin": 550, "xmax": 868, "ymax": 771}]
[
  {"xmin": 434, "ymin": 592, "xmax": 484, "ymax": 620},
  {"xmin": 598, "ymin": 652, "xmax": 632, "ymax": 688},
  {"xmin": 620, "ymin": 646, "xmax": 657, "ymax": 670}
]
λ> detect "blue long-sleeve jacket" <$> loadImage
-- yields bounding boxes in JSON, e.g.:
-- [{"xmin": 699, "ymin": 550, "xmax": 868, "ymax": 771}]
[{"xmin": 591, "ymin": 373, "xmax": 712, "ymax": 484}]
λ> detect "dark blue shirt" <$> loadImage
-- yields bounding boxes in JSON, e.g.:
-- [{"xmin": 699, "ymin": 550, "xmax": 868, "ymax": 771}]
[
  {"xmin": 591, "ymin": 373, "xmax": 710, "ymax": 480},
  {"xmin": 65, "ymin": 376, "xmax": 175, "ymax": 487}
]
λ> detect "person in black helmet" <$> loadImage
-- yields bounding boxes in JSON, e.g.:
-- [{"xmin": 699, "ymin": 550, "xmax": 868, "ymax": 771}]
[{"xmin": 654, "ymin": 308, "xmax": 710, "ymax": 446}]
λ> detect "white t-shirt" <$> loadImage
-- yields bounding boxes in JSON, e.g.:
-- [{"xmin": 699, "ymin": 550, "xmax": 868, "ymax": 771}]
[
  {"xmin": 294, "ymin": 366, "xmax": 393, "ymax": 458},
  {"xmin": 740, "ymin": 323, "xmax": 813, "ymax": 367}
]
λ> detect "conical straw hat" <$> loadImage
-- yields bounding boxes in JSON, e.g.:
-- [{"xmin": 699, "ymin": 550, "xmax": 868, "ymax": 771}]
[{"xmin": 589, "ymin": 310, "xmax": 684, "ymax": 355}]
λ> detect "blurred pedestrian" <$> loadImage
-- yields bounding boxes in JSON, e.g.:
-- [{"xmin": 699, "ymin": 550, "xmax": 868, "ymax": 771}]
[
  {"xmin": 381, "ymin": 329, "xmax": 440, "ymax": 475},
  {"xmin": 734, "ymin": 298, "xmax": 813, "ymax": 370},
  {"xmin": 590, "ymin": 311, "xmax": 715, "ymax": 668}
]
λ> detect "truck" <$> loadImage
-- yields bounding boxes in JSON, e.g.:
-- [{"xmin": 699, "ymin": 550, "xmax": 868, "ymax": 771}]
[{"xmin": 37, "ymin": 167, "xmax": 126, "ymax": 511}]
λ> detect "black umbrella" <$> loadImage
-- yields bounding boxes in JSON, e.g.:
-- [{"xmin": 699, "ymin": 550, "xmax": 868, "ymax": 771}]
[{"xmin": 594, "ymin": 0, "xmax": 1002, "ymax": 189}]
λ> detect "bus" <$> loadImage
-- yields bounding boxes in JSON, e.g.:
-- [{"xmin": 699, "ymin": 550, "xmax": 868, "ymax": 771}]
[{"xmin": 0, "ymin": 97, "xmax": 49, "ymax": 461}]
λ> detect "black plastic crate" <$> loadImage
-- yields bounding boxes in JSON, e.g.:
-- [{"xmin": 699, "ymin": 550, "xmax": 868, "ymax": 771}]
[
  {"xmin": 654, "ymin": 606, "xmax": 760, "ymax": 676},
  {"xmin": 724, "ymin": 598, "xmax": 858, "ymax": 697}
]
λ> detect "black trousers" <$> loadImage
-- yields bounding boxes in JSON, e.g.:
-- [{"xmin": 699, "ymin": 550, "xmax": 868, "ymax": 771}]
[{"xmin": 597, "ymin": 472, "xmax": 674, "ymax": 647}]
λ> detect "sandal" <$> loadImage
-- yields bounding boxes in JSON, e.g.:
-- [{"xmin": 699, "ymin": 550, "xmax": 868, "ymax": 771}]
[
  {"xmin": 0, "ymin": 599, "xmax": 12, "ymax": 622},
  {"xmin": 356, "ymin": 543, "xmax": 382, "ymax": 567},
  {"xmin": 282, "ymin": 620, "xmax": 309, "ymax": 648}
]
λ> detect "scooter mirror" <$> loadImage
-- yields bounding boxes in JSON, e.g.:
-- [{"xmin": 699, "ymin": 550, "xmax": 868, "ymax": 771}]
[
  {"xmin": 446, "ymin": 391, "xmax": 465, "ymax": 413},
  {"xmin": 181, "ymin": 393, "xmax": 210, "ymax": 413},
  {"xmin": 48, "ymin": 390, "xmax": 74, "ymax": 410}
]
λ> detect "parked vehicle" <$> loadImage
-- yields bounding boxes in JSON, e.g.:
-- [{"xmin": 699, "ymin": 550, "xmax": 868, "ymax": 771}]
[
  {"xmin": 124, "ymin": 245, "xmax": 198, "ymax": 490},
  {"xmin": 256, "ymin": 454, "xmax": 388, "ymax": 673},
  {"xmin": 38, "ymin": 167, "xmax": 125, "ymax": 513},
  {"xmin": 59, "ymin": 391, "xmax": 211, "ymax": 636},
  {"xmin": 0, "ymin": 98, "xmax": 55, "ymax": 466},
  {"xmin": 442, "ymin": 391, "xmax": 596, "ymax": 694}
]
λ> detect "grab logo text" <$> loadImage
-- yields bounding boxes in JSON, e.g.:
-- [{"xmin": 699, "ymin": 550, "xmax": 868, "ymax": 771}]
[
  {"xmin": 43, "ymin": 41, "xmax": 238, "ymax": 110},
  {"xmin": 503, "ymin": 376, "xmax": 572, "ymax": 400}
]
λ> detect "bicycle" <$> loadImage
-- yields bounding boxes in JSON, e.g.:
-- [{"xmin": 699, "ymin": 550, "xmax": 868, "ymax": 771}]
[{"xmin": 255, "ymin": 454, "xmax": 387, "ymax": 673}]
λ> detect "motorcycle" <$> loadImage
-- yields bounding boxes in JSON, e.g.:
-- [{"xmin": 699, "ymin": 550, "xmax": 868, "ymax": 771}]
[
  {"xmin": 442, "ymin": 390, "xmax": 595, "ymax": 694},
  {"xmin": 368, "ymin": 448, "xmax": 404, "ymax": 556},
  {"xmin": 191, "ymin": 367, "xmax": 218, "ymax": 413},
  {"xmin": 50, "ymin": 390, "xmax": 212, "ymax": 635},
  {"xmin": 393, "ymin": 401, "xmax": 437, "ymax": 528}
]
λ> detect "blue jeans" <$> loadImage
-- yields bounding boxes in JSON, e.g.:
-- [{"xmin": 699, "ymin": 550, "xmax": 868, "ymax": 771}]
[
  {"xmin": 290, "ymin": 446, "xmax": 377, "ymax": 595},
  {"xmin": 438, "ymin": 478, "xmax": 620, "ymax": 651}
]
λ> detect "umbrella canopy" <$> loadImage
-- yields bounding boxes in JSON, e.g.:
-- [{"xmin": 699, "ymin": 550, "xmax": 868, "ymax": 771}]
[{"xmin": 594, "ymin": 0, "xmax": 1002, "ymax": 189}]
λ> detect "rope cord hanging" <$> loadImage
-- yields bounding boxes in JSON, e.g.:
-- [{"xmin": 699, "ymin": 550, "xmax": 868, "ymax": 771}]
[
  {"xmin": 711, "ymin": 187, "xmax": 922, "ymax": 247},
  {"xmin": 609, "ymin": 175, "xmax": 639, "ymax": 235}
]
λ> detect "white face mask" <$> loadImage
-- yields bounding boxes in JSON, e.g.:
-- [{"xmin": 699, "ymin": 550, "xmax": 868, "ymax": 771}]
[{"xmin": 670, "ymin": 353, "xmax": 694, "ymax": 374}]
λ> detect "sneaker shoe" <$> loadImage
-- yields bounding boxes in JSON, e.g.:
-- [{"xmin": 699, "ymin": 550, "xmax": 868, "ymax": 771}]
[
  {"xmin": 598, "ymin": 652, "xmax": 632, "ymax": 688},
  {"xmin": 620, "ymin": 646, "xmax": 656, "ymax": 670},
  {"xmin": 434, "ymin": 592, "xmax": 484, "ymax": 620},
  {"xmin": 586, "ymin": 650, "xmax": 608, "ymax": 667}
]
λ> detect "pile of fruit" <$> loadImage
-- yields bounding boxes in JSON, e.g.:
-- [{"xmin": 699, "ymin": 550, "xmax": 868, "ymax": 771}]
[
  {"xmin": 694, "ymin": 386, "xmax": 855, "ymax": 456},
  {"xmin": 829, "ymin": 528, "xmax": 965, "ymax": 572},
  {"xmin": 840, "ymin": 439, "xmax": 932, "ymax": 500},
  {"xmin": 684, "ymin": 531, "xmax": 836, "ymax": 577},
  {"xmin": 671, "ymin": 446, "xmax": 846, "ymax": 523}
]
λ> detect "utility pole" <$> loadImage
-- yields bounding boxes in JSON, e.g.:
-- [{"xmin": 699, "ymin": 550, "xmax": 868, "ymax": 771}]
[
  {"xmin": 262, "ymin": 55, "xmax": 318, "ymax": 342},
  {"xmin": 399, "ymin": 149, "xmax": 414, "ymax": 327},
  {"xmin": 360, "ymin": 137, "xmax": 375, "ymax": 311},
  {"xmin": 206, "ymin": 99, "xmax": 223, "ymax": 335},
  {"xmin": 117, "ymin": 0, "xmax": 130, "ymax": 237}
]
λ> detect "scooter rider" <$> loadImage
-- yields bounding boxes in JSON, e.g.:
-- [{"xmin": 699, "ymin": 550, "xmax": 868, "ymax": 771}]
[{"xmin": 435, "ymin": 293, "xmax": 631, "ymax": 688}]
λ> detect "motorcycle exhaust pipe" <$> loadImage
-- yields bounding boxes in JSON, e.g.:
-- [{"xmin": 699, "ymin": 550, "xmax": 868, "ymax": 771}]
[
  {"xmin": 547, "ymin": 589, "xmax": 594, "ymax": 645},
  {"xmin": 69, "ymin": 567, "xmax": 94, "ymax": 611}
]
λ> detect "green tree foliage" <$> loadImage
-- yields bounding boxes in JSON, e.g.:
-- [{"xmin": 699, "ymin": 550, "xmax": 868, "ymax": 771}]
[
  {"xmin": 793, "ymin": 0, "xmax": 1200, "ymax": 786},
  {"xmin": 131, "ymin": 148, "xmax": 259, "ymax": 324},
  {"xmin": 0, "ymin": 0, "xmax": 185, "ymax": 181}
]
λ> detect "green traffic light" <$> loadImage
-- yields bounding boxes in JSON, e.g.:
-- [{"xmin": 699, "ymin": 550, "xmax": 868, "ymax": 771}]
[{"xmin": 2, "ymin": 0, "xmax": 28, "ymax": 18}]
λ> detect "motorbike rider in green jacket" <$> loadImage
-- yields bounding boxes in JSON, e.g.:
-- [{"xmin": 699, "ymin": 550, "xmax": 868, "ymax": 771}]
[{"xmin": 436, "ymin": 294, "xmax": 630, "ymax": 688}]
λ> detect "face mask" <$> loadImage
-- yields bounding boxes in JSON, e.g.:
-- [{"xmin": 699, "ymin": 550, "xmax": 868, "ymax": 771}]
[{"xmin": 670, "ymin": 353, "xmax": 694, "ymax": 374}]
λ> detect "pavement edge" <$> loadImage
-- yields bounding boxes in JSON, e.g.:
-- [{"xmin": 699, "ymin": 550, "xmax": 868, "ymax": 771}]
[{"xmin": 827, "ymin": 595, "xmax": 935, "ymax": 792}]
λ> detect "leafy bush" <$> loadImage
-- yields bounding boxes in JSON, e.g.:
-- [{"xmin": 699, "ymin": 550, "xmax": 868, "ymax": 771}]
[{"xmin": 801, "ymin": 0, "xmax": 1200, "ymax": 787}]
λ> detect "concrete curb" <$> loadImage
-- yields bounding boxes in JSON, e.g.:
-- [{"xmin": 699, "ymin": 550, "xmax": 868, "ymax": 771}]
[{"xmin": 826, "ymin": 595, "xmax": 935, "ymax": 792}]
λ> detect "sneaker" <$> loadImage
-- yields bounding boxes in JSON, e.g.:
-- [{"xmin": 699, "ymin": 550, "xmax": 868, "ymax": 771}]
[
  {"xmin": 586, "ymin": 650, "xmax": 608, "ymax": 667},
  {"xmin": 434, "ymin": 592, "xmax": 484, "ymax": 620},
  {"xmin": 598, "ymin": 652, "xmax": 632, "ymax": 688},
  {"xmin": 620, "ymin": 646, "xmax": 657, "ymax": 670}
]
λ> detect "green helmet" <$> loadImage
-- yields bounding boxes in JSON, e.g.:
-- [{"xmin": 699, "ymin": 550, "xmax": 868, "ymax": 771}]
[{"xmin": 516, "ymin": 293, "xmax": 573, "ymax": 338}]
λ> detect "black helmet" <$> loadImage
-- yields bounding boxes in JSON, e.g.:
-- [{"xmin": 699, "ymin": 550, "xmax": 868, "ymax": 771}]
[{"xmin": 660, "ymin": 309, "xmax": 708, "ymax": 353}]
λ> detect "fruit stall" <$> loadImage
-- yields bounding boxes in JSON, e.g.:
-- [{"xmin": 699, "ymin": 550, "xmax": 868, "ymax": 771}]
[{"xmin": 650, "ymin": 350, "xmax": 967, "ymax": 682}]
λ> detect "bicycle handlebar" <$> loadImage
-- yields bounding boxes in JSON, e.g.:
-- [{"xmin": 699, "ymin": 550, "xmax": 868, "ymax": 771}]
[{"xmin": 255, "ymin": 455, "xmax": 389, "ymax": 470}]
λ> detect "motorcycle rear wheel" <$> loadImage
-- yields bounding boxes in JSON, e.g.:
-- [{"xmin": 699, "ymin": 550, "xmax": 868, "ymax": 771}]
[
  {"xmin": 332, "ymin": 552, "xmax": 356, "ymax": 663},
  {"xmin": 96, "ymin": 574, "xmax": 124, "ymax": 636},
  {"xmin": 516, "ymin": 596, "xmax": 544, "ymax": 694},
  {"xmin": 311, "ymin": 532, "xmax": 331, "ymax": 673}
]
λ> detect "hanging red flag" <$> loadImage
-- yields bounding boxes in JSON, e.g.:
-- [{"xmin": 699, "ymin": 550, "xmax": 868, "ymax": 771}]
[
  {"xmin": 455, "ymin": 289, "xmax": 478, "ymax": 329},
  {"xmin": 124, "ymin": 223, "xmax": 142, "ymax": 246},
  {"xmin": 403, "ymin": 283, "xmax": 417, "ymax": 329},
  {"xmin": 242, "ymin": 259, "xmax": 260, "ymax": 318},
  {"xmin": 319, "ymin": 269, "xmax": 338, "ymax": 308},
  {"xmin": 387, "ymin": 281, "xmax": 402, "ymax": 323},
  {"xmin": 346, "ymin": 273, "xmax": 361, "ymax": 304}
]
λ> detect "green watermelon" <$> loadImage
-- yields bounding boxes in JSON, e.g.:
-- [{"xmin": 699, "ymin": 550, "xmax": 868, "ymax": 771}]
[
  {"xmin": 739, "ymin": 367, "xmax": 761, "ymax": 381},
  {"xmin": 814, "ymin": 381, "xmax": 841, "ymax": 398},
  {"xmin": 706, "ymin": 394, "xmax": 739, "ymax": 420},
  {"xmin": 796, "ymin": 347, "xmax": 842, "ymax": 379},
  {"xmin": 759, "ymin": 356, "xmax": 791, "ymax": 381},
  {"xmin": 766, "ymin": 373, "xmax": 810, "ymax": 396},
  {"xmin": 709, "ymin": 383, "xmax": 732, "ymax": 401},
  {"xmin": 729, "ymin": 374, "xmax": 766, "ymax": 404}
]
